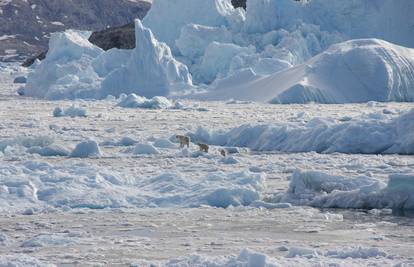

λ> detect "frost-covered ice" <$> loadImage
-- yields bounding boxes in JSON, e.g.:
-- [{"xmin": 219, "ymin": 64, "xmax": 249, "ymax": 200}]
[{"xmin": 190, "ymin": 109, "xmax": 414, "ymax": 155}]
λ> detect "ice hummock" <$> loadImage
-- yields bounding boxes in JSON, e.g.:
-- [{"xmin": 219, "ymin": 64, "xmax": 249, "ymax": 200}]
[
  {"xmin": 189, "ymin": 109, "xmax": 414, "ymax": 155},
  {"xmin": 272, "ymin": 170, "xmax": 414, "ymax": 210}
]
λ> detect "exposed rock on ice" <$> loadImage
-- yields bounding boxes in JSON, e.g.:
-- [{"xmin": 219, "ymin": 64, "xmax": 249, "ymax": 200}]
[{"xmin": 190, "ymin": 109, "xmax": 414, "ymax": 155}]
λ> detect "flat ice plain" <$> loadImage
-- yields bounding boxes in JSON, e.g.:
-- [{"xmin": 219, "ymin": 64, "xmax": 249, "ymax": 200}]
[{"xmin": 1, "ymin": 64, "xmax": 414, "ymax": 266}]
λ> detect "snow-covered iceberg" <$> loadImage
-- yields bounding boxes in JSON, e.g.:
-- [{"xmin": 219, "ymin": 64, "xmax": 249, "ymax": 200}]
[
  {"xmin": 100, "ymin": 20, "xmax": 192, "ymax": 98},
  {"xmin": 189, "ymin": 109, "xmax": 414, "ymax": 155},
  {"xmin": 23, "ymin": 0, "xmax": 414, "ymax": 103},
  {"xmin": 200, "ymin": 39, "xmax": 414, "ymax": 103},
  {"xmin": 23, "ymin": 20, "xmax": 192, "ymax": 100}
]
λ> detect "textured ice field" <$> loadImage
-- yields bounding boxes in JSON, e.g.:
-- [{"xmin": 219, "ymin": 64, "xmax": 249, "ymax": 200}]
[{"xmin": 1, "ymin": 64, "xmax": 414, "ymax": 266}]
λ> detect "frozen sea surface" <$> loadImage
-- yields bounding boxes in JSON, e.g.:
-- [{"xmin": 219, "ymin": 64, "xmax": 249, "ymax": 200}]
[{"xmin": 0, "ymin": 64, "xmax": 413, "ymax": 266}]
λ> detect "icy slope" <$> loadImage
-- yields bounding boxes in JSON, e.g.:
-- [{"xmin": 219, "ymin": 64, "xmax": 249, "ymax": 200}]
[
  {"xmin": 201, "ymin": 39, "xmax": 414, "ymax": 103},
  {"xmin": 190, "ymin": 108, "xmax": 414, "ymax": 155}
]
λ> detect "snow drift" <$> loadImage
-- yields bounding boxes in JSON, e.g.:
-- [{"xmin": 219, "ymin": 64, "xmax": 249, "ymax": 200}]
[
  {"xmin": 201, "ymin": 39, "xmax": 414, "ymax": 103},
  {"xmin": 190, "ymin": 109, "xmax": 414, "ymax": 155},
  {"xmin": 273, "ymin": 170, "xmax": 414, "ymax": 210}
]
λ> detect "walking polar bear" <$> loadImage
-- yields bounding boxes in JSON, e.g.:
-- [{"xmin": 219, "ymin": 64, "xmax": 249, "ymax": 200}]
[{"xmin": 176, "ymin": 135, "xmax": 190, "ymax": 148}]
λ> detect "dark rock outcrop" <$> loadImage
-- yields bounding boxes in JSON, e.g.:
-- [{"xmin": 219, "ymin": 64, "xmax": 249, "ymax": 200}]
[
  {"xmin": 231, "ymin": 0, "xmax": 246, "ymax": 9},
  {"xmin": 0, "ymin": 0, "xmax": 151, "ymax": 62},
  {"xmin": 88, "ymin": 22, "xmax": 135, "ymax": 51}
]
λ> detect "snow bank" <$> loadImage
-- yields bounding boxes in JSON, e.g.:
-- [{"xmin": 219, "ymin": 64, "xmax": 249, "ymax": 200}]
[
  {"xmin": 53, "ymin": 105, "xmax": 88, "ymax": 117},
  {"xmin": 201, "ymin": 39, "xmax": 414, "ymax": 103},
  {"xmin": 69, "ymin": 140, "xmax": 101, "ymax": 158},
  {"xmin": 273, "ymin": 170, "xmax": 414, "ymax": 210},
  {"xmin": 190, "ymin": 109, "xmax": 414, "ymax": 155},
  {"xmin": 0, "ymin": 160, "xmax": 265, "ymax": 213}
]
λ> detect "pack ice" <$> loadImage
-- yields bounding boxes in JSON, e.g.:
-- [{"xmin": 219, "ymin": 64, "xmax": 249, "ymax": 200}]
[
  {"xmin": 0, "ymin": 160, "xmax": 265, "ymax": 214},
  {"xmin": 22, "ymin": 0, "xmax": 414, "ymax": 104}
]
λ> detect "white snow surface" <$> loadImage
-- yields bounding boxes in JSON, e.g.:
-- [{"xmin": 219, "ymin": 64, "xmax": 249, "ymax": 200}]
[{"xmin": 190, "ymin": 108, "xmax": 414, "ymax": 155}]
